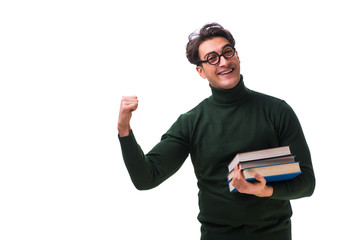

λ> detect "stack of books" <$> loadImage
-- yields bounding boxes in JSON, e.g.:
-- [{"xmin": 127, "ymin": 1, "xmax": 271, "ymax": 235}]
[{"xmin": 227, "ymin": 146, "xmax": 302, "ymax": 192}]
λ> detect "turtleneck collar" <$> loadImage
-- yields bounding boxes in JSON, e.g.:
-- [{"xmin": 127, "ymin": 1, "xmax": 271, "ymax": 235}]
[{"xmin": 209, "ymin": 75, "xmax": 250, "ymax": 105}]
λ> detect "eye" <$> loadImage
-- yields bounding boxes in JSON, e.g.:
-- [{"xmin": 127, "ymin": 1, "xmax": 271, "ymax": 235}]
[
  {"xmin": 207, "ymin": 53, "xmax": 219, "ymax": 64},
  {"xmin": 223, "ymin": 47, "xmax": 235, "ymax": 58}
]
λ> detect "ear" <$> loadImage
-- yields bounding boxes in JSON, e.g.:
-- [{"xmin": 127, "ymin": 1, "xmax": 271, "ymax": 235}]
[
  {"xmin": 196, "ymin": 65, "xmax": 207, "ymax": 79},
  {"xmin": 235, "ymin": 51, "xmax": 240, "ymax": 62}
]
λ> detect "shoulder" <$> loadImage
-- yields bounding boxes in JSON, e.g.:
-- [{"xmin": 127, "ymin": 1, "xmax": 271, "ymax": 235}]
[
  {"xmin": 249, "ymin": 89, "xmax": 285, "ymax": 104},
  {"xmin": 248, "ymin": 89, "xmax": 295, "ymax": 116},
  {"xmin": 177, "ymin": 98, "xmax": 209, "ymax": 120},
  {"xmin": 163, "ymin": 98, "xmax": 209, "ymax": 142},
  {"xmin": 166, "ymin": 98, "xmax": 208, "ymax": 131}
]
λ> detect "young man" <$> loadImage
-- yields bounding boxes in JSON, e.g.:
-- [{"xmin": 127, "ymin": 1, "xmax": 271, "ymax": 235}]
[{"xmin": 118, "ymin": 23, "xmax": 315, "ymax": 240}]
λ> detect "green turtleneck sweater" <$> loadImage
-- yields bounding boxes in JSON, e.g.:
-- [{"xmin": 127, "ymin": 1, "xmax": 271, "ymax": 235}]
[{"xmin": 119, "ymin": 76, "xmax": 315, "ymax": 239}]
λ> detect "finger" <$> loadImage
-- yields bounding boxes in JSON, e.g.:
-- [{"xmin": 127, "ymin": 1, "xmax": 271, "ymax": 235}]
[
  {"xmin": 121, "ymin": 96, "xmax": 138, "ymax": 104},
  {"xmin": 122, "ymin": 96, "xmax": 138, "ymax": 100},
  {"xmin": 122, "ymin": 98, "xmax": 138, "ymax": 105},
  {"xmin": 234, "ymin": 164, "xmax": 239, "ymax": 172},
  {"xmin": 235, "ymin": 164, "xmax": 246, "ymax": 179},
  {"xmin": 232, "ymin": 166, "xmax": 248, "ymax": 189},
  {"xmin": 233, "ymin": 165, "xmax": 243, "ymax": 180},
  {"xmin": 122, "ymin": 101, "xmax": 138, "ymax": 108},
  {"xmin": 121, "ymin": 97, "xmax": 139, "ymax": 111},
  {"xmin": 232, "ymin": 175, "xmax": 249, "ymax": 193}
]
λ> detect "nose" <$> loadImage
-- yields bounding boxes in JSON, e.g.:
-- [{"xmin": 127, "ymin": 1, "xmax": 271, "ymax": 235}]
[{"xmin": 218, "ymin": 55, "xmax": 229, "ymax": 66}]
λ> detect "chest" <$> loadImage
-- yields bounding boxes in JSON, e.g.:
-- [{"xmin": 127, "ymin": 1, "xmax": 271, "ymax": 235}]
[{"xmin": 189, "ymin": 105, "xmax": 280, "ymax": 177}]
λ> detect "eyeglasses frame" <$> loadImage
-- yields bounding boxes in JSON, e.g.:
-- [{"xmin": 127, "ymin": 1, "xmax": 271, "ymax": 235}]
[{"xmin": 198, "ymin": 44, "xmax": 236, "ymax": 66}]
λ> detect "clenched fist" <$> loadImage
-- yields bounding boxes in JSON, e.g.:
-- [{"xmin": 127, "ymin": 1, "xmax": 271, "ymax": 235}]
[{"xmin": 118, "ymin": 96, "xmax": 138, "ymax": 137}]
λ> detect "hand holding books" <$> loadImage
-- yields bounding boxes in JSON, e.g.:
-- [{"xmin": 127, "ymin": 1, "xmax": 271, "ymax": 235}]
[
  {"xmin": 227, "ymin": 146, "xmax": 302, "ymax": 193},
  {"xmin": 231, "ymin": 164, "xmax": 274, "ymax": 197}
]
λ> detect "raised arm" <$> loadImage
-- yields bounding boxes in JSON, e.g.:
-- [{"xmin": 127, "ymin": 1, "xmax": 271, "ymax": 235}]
[{"xmin": 118, "ymin": 97, "xmax": 190, "ymax": 190}]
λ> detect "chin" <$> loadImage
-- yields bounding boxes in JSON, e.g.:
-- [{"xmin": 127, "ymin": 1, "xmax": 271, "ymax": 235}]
[{"xmin": 219, "ymin": 78, "xmax": 240, "ymax": 89}]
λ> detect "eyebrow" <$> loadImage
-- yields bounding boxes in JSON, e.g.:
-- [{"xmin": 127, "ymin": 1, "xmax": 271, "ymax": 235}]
[{"xmin": 203, "ymin": 44, "xmax": 232, "ymax": 58}]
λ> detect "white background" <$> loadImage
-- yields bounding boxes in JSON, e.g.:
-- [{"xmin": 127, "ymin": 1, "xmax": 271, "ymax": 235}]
[{"xmin": 1, "ymin": 0, "xmax": 359, "ymax": 239}]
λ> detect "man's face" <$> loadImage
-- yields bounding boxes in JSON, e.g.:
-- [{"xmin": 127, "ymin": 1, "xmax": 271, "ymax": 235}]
[{"xmin": 196, "ymin": 37, "xmax": 241, "ymax": 89}]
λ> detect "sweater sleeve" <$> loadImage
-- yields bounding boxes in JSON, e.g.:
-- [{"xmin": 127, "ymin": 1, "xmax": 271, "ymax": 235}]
[
  {"xmin": 118, "ymin": 119, "xmax": 190, "ymax": 190},
  {"xmin": 269, "ymin": 101, "xmax": 316, "ymax": 200}
]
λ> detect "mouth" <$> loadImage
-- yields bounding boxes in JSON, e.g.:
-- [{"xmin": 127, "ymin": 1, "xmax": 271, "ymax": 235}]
[{"xmin": 218, "ymin": 68, "xmax": 234, "ymax": 76}]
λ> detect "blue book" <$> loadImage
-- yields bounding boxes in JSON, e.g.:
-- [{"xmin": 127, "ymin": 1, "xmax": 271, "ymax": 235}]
[{"xmin": 245, "ymin": 171, "xmax": 302, "ymax": 182}]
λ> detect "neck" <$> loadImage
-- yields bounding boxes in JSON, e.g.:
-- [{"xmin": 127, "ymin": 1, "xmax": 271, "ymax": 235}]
[{"xmin": 209, "ymin": 75, "xmax": 250, "ymax": 105}]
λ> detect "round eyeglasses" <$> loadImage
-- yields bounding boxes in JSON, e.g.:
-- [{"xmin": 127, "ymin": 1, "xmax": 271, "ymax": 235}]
[{"xmin": 199, "ymin": 44, "xmax": 236, "ymax": 65}]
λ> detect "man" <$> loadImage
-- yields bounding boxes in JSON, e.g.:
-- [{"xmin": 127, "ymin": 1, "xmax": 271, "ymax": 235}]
[{"xmin": 118, "ymin": 23, "xmax": 315, "ymax": 240}]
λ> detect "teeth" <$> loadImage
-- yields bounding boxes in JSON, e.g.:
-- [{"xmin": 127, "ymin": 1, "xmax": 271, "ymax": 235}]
[{"xmin": 219, "ymin": 69, "xmax": 233, "ymax": 75}]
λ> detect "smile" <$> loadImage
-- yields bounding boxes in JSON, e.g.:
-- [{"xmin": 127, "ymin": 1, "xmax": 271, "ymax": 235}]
[{"xmin": 218, "ymin": 69, "xmax": 234, "ymax": 75}]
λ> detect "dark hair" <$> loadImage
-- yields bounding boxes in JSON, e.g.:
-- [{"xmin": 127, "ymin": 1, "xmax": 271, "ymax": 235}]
[{"xmin": 186, "ymin": 23, "xmax": 236, "ymax": 66}]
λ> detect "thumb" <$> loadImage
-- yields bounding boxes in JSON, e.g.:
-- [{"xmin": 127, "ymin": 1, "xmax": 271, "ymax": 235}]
[{"xmin": 254, "ymin": 173, "xmax": 266, "ymax": 184}]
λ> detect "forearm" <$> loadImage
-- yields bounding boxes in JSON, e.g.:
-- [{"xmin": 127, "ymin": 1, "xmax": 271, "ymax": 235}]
[
  {"xmin": 269, "ymin": 167, "xmax": 315, "ymax": 200},
  {"xmin": 119, "ymin": 131, "xmax": 158, "ymax": 190},
  {"xmin": 269, "ymin": 139, "xmax": 315, "ymax": 200},
  {"xmin": 119, "ymin": 130, "xmax": 189, "ymax": 190}
]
